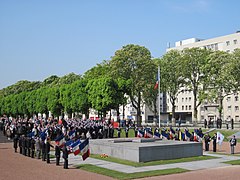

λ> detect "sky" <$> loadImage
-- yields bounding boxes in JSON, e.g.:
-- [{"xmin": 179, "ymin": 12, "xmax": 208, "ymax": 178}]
[{"xmin": 0, "ymin": 0, "xmax": 239, "ymax": 89}]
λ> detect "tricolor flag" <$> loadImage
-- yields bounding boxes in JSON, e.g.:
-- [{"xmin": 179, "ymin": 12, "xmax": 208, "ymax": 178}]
[
  {"xmin": 65, "ymin": 139, "xmax": 74, "ymax": 152},
  {"xmin": 80, "ymin": 138, "xmax": 90, "ymax": 161},
  {"xmin": 154, "ymin": 73, "xmax": 159, "ymax": 90},
  {"xmin": 68, "ymin": 130, "xmax": 76, "ymax": 140},
  {"xmin": 185, "ymin": 130, "xmax": 192, "ymax": 140},
  {"xmin": 144, "ymin": 129, "xmax": 153, "ymax": 138},
  {"xmin": 27, "ymin": 131, "xmax": 35, "ymax": 138},
  {"xmin": 55, "ymin": 134, "xmax": 66, "ymax": 148},
  {"xmin": 40, "ymin": 129, "xmax": 47, "ymax": 141},
  {"xmin": 154, "ymin": 131, "xmax": 160, "ymax": 139},
  {"xmin": 216, "ymin": 132, "xmax": 224, "ymax": 145},
  {"xmin": 161, "ymin": 131, "xmax": 169, "ymax": 139},
  {"xmin": 137, "ymin": 130, "xmax": 144, "ymax": 138},
  {"xmin": 70, "ymin": 139, "xmax": 81, "ymax": 156}
]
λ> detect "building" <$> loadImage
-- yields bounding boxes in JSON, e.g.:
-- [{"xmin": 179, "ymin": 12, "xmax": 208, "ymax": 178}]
[{"xmin": 166, "ymin": 31, "xmax": 240, "ymax": 124}]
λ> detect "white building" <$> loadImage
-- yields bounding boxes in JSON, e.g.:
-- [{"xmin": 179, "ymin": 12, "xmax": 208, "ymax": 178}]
[{"xmin": 167, "ymin": 31, "xmax": 240, "ymax": 123}]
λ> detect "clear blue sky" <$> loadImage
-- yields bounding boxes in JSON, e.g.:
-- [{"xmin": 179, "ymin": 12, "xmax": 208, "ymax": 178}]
[{"xmin": 0, "ymin": 0, "xmax": 239, "ymax": 89}]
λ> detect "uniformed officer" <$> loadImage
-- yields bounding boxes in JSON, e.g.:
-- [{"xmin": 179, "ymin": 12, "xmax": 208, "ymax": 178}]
[
  {"xmin": 62, "ymin": 143, "xmax": 68, "ymax": 169},
  {"xmin": 212, "ymin": 133, "xmax": 217, "ymax": 152},
  {"xmin": 42, "ymin": 138, "xmax": 46, "ymax": 161},
  {"xmin": 46, "ymin": 137, "xmax": 53, "ymax": 164},
  {"xmin": 230, "ymin": 135, "xmax": 237, "ymax": 154},
  {"xmin": 30, "ymin": 138, "xmax": 35, "ymax": 158},
  {"xmin": 204, "ymin": 133, "xmax": 211, "ymax": 151},
  {"xmin": 13, "ymin": 135, "xmax": 18, "ymax": 153},
  {"xmin": 55, "ymin": 144, "xmax": 61, "ymax": 166}
]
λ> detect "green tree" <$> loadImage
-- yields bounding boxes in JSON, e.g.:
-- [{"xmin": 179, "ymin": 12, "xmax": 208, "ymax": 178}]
[
  {"xmin": 110, "ymin": 44, "xmax": 155, "ymax": 126},
  {"xmin": 160, "ymin": 50, "xmax": 185, "ymax": 126},
  {"xmin": 181, "ymin": 48, "xmax": 212, "ymax": 124}
]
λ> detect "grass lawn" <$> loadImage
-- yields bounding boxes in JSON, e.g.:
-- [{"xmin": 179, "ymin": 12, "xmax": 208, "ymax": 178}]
[
  {"xmin": 224, "ymin": 159, "xmax": 240, "ymax": 165},
  {"xmin": 76, "ymin": 164, "xmax": 188, "ymax": 180},
  {"xmin": 90, "ymin": 154, "xmax": 217, "ymax": 167}
]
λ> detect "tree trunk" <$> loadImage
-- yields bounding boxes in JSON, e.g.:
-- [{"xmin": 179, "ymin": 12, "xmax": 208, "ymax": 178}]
[{"xmin": 171, "ymin": 101, "xmax": 176, "ymax": 126}]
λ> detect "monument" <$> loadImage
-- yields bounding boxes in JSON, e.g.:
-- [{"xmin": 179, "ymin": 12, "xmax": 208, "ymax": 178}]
[{"xmin": 90, "ymin": 138, "xmax": 203, "ymax": 162}]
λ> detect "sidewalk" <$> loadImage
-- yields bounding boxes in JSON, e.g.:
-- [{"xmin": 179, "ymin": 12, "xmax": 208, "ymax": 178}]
[{"xmin": 51, "ymin": 150, "xmax": 240, "ymax": 174}]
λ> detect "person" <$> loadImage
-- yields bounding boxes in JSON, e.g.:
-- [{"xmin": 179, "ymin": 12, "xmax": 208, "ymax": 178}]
[
  {"xmin": 19, "ymin": 135, "xmax": 23, "ymax": 154},
  {"xmin": 125, "ymin": 126, "xmax": 129, "ymax": 138},
  {"xmin": 204, "ymin": 133, "xmax": 211, "ymax": 151},
  {"xmin": 30, "ymin": 137, "xmax": 35, "ymax": 158},
  {"xmin": 35, "ymin": 137, "xmax": 41, "ymax": 159},
  {"xmin": 117, "ymin": 127, "xmax": 121, "ymax": 138},
  {"xmin": 204, "ymin": 119, "xmax": 207, "ymax": 129},
  {"xmin": 231, "ymin": 118, "xmax": 234, "ymax": 129},
  {"xmin": 55, "ymin": 144, "xmax": 61, "ymax": 166},
  {"xmin": 62, "ymin": 143, "xmax": 68, "ymax": 169},
  {"xmin": 212, "ymin": 133, "xmax": 217, "ymax": 152},
  {"xmin": 13, "ymin": 135, "xmax": 18, "ymax": 153},
  {"xmin": 46, "ymin": 137, "xmax": 53, "ymax": 164},
  {"xmin": 229, "ymin": 135, "xmax": 237, "ymax": 154}
]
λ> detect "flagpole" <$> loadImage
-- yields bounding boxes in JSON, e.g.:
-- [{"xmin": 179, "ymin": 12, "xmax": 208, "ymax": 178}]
[{"xmin": 158, "ymin": 65, "xmax": 161, "ymax": 128}]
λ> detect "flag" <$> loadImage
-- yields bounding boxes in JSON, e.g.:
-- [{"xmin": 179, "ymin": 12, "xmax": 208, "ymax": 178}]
[
  {"xmin": 185, "ymin": 130, "xmax": 192, "ymax": 139},
  {"xmin": 27, "ymin": 131, "xmax": 35, "ymax": 138},
  {"xmin": 137, "ymin": 130, "xmax": 144, "ymax": 138},
  {"xmin": 68, "ymin": 130, "xmax": 76, "ymax": 140},
  {"xmin": 55, "ymin": 134, "xmax": 66, "ymax": 148},
  {"xmin": 80, "ymin": 138, "xmax": 90, "ymax": 161},
  {"xmin": 161, "ymin": 131, "xmax": 169, "ymax": 139},
  {"xmin": 40, "ymin": 129, "xmax": 47, "ymax": 141},
  {"xmin": 216, "ymin": 132, "xmax": 224, "ymax": 145},
  {"xmin": 154, "ymin": 131, "xmax": 160, "ymax": 139},
  {"xmin": 144, "ymin": 129, "xmax": 153, "ymax": 138},
  {"xmin": 70, "ymin": 139, "xmax": 81, "ymax": 156},
  {"xmin": 154, "ymin": 73, "xmax": 159, "ymax": 90},
  {"xmin": 65, "ymin": 139, "xmax": 74, "ymax": 152}
]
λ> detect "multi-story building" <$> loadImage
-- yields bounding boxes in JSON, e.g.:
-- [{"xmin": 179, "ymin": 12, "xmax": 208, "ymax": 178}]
[{"xmin": 166, "ymin": 31, "xmax": 240, "ymax": 124}]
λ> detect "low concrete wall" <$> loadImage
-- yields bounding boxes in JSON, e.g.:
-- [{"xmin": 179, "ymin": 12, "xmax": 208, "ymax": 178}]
[{"xmin": 90, "ymin": 138, "xmax": 203, "ymax": 162}]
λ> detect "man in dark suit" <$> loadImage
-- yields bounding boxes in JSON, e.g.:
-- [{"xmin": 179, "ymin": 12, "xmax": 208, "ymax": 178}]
[{"xmin": 230, "ymin": 135, "xmax": 237, "ymax": 154}]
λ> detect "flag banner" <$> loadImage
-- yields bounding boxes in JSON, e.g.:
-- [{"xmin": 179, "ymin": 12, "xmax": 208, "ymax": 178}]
[
  {"xmin": 27, "ymin": 131, "xmax": 35, "ymax": 138},
  {"xmin": 71, "ymin": 139, "xmax": 81, "ymax": 156},
  {"xmin": 65, "ymin": 139, "xmax": 74, "ymax": 152},
  {"xmin": 144, "ymin": 129, "xmax": 153, "ymax": 138},
  {"xmin": 154, "ymin": 132, "xmax": 160, "ymax": 139},
  {"xmin": 137, "ymin": 130, "xmax": 144, "ymax": 138},
  {"xmin": 170, "ymin": 127, "xmax": 175, "ymax": 135},
  {"xmin": 40, "ymin": 129, "xmax": 47, "ymax": 141},
  {"xmin": 154, "ymin": 72, "xmax": 159, "ymax": 90},
  {"xmin": 55, "ymin": 134, "xmax": 66, "ymax": 148},
  {"xmin": 185, "ymin": 130, "xmax": 192, "ymax": 139},
  {"xmin": 216, "ymin": 132, "xmax": 224, "ymax": 145},
  {"xmin": 161, "ymin": 131, "xmax": 169, "ymax": 139},
  {"xmin": 68, "ymin": 130, "xmax": 76, "ymax": 140},
  {"xmin": 82, "ymin": 149, "xmax": 90, "ymax": 161},
  {"xmin": 80, "ymin": 138, "xmax": 90, "ymax": 161}
]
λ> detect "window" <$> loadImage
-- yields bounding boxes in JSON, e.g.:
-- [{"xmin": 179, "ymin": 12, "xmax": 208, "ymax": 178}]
[
  {"xmin": 235, "ymin": 106, "xmax": 239, "ymax": 111},
  {"xmin": 182, "ymin": 98, "xmax": 184, "ymax": 102},
  {"xmin": 235, "ymin": 96, "xmax": 239, "ymax": 101},
  {"xmin": 226, "ymin": 41, "xmax": 230, "ymax": 46},
  {"xmin": 234, "ymin": 39, "xmax": 237, "ymax": 44},
  {"xmin": 185, "ymin": 97, "xmax": 188, "ymax": 102},
  {"xmin": 227, "ymin": 97, "xmax": 231, "ymax": 102},
  {"xmin": 189, "ymin": 105, "xmax": 192, "ymax": 110},
  {"xmin": 185, "ymin": 105, "xmax": 188, "ymax": 110},
  {"xmin": 182, "ymin": 106, "xmax": 184, "ymax": 110},
  {"xmin": 189, "ymin": 97, "xmax": 191, "ymax": 102},
  {"xmin": 228, "ymin": 106, "xmax": 231, "ymax": 111}
]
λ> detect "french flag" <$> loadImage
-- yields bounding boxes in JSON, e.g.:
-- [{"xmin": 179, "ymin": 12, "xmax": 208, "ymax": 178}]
[
  {"xmin": 137, "ymin": 130, "xmax": 144, "ymax": 138},
  {"xmin": 154, "ymin": 132, "xmax": 160, "ymax": 139},
  {"xmin": 144, "ymin": 129, "xmax": 153, "ymax": 138},
  {"xmin": 40, "ymin": 129, "xmax": 47, "ymax": 141},
  {"xmin": 71, "ymin": 139, "xmax": 81, "ymax": 156},
  {"xmin": 79, "ymin": 138, "xmax": 90, "ymax": 161},
  {"xmin": 185, "ymin": 130, "xmax": 192, "ymax": 140},
  {"xmin": 161, "ymin": 131, "xmax": 169, "ymax": 139},
  {"xmin": 55, "ymin": 134, "xmax": 66, "ymax": 148},
  {"xmin": 68, "ymin": 130, "xmax": 76, "ymax": 140},
  {"xmin": 65, "ymin": 139, "xmax": 74, "ymax": 152},
  {"xmin": 28, "ymin": 131, "xmax": 35, "ymax": 138}
]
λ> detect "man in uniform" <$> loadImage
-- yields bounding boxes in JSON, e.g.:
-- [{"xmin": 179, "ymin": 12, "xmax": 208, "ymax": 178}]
[
  {"xmin": 204, "ymin": 133, "xmax": 211, "ymax": 151},
  {"xmin": 230, "ymin": 135, "xmax": 237, "ymax": 154},
  {"xmin": 55, "ymin": 144, "xmax": 61, "ymax": 166},
  {"xmin": 13, "ymin": 134, "xmax": 18, "ymax": 153},
  {"xmin": 212, "ymin": 133, "xmax": 217, "ymax": 152},
  {"xmin": 30, "ymin": 137, "xmax": 35, "ymax": 158},
  {"xmin": 62, "ymin": 143, "xmax": 68, "ymax": 169}
]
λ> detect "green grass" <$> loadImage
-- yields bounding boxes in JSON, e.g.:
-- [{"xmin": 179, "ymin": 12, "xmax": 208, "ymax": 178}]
[
  {"xmin": 76, "ymin": 164, "xmax": 188, "ymax": 180},
  {"xmin": 90, "ymin": 154, "xmax": 217, "ymax": 167},
  {"xmin": 224, "ymin": 159, "xmax": 240, "ymax": 165}
]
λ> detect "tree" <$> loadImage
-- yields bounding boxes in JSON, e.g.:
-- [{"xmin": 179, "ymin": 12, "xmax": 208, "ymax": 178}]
[
  {"xmin": 160, "ymin": 50, "xmax": 185, "ymax": 126},
  {"xmin": 110, "ymin": 44, "xmax": 155, "ymax": 126},
  {"xmin": 181, "ymin": 48, "xmax": 211, "ymax": 124}
]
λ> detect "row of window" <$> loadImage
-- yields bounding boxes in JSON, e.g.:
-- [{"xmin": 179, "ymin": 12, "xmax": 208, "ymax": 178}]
[
  {"xmin": 167, "ymin": 97, "xmax": 192, "ymax": 103},
  {"xmin": 226, "ymin": 39, "xmax": 238, "ymax": 46},
  {"xmin": 227, "ymin": 96, "xmax": 239, "ymax": 102},
  {"xmin": 227, "ymin": 106, "xmax": 239, "ymax": 111},
  {"xmin": 167, "ymin": 105, "xmax": 192, "ymax": 111}
]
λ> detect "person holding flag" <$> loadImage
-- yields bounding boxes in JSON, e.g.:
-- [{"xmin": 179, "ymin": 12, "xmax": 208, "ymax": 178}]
[
  {"xmin": 212, "ymin": 133, "xmax": 217, "ymax": 152},
  {"xmin": 62, "ymin": 143, "xmax": 69, "ymax": 169}
]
